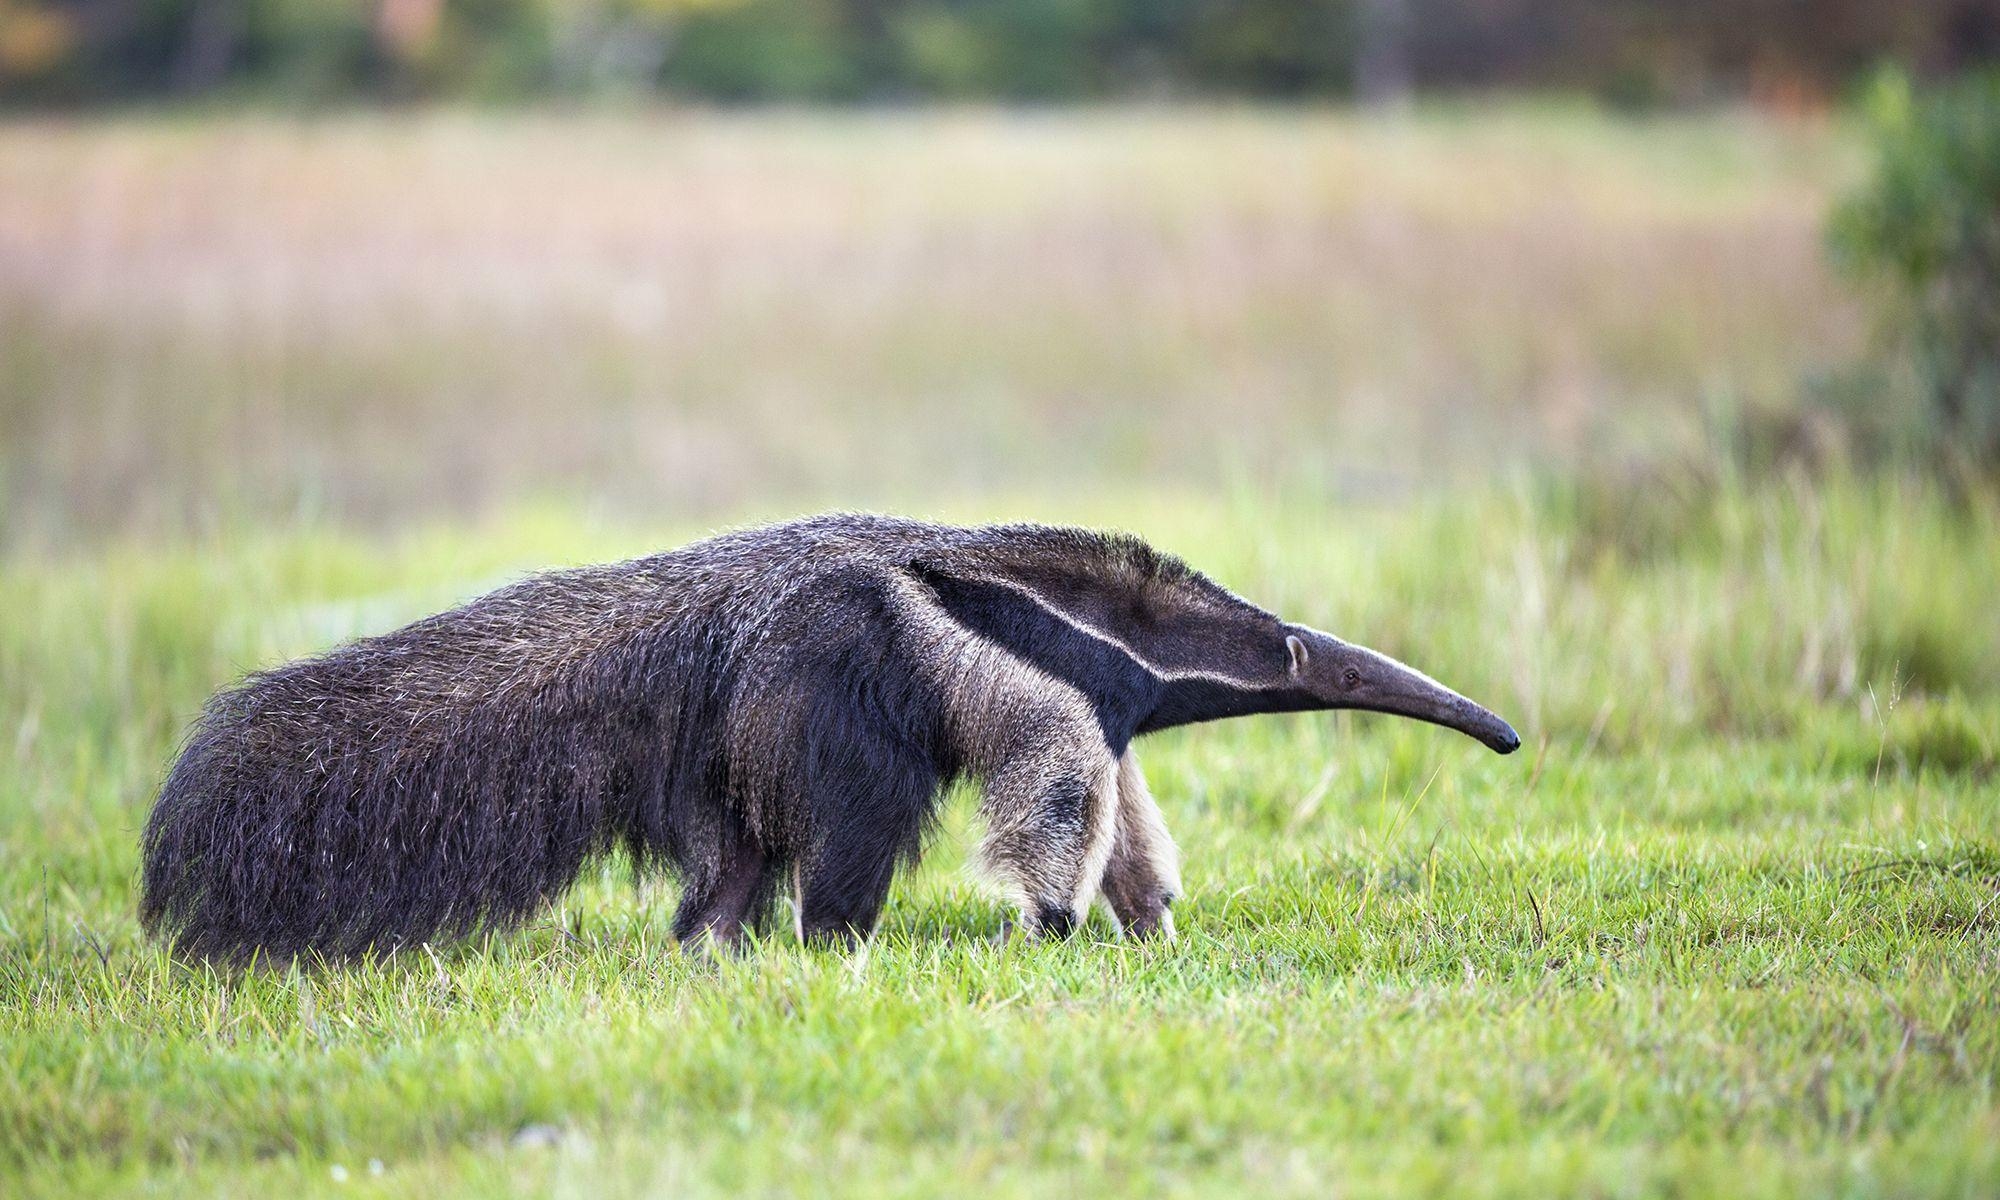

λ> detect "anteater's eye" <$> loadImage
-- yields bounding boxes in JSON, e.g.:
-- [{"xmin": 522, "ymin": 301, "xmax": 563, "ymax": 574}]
[{"xmin": 1344, "ymin": 668, "xmax": 1362, "ymax": 688}]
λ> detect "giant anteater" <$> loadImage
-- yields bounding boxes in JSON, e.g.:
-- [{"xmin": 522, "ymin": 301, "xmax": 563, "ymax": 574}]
[{"xmin": 142, "ymin": 514, "xmax": 1519, "ymax": 959}]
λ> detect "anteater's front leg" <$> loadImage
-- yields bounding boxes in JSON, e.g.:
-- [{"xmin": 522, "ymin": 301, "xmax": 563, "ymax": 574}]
[
  {"xmin": 1096, "ymin": 751, "xmax": 1181, "ymax": 940},
  {"xmin": 978, "ymin": 743, "xmax": 1120, "ymax": 939}
]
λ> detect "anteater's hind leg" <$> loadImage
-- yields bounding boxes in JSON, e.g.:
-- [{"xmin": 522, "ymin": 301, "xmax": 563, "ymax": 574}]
[
  {"xmin": 1096, "ymin": 750, "xmax": 1181, "ymax": 940},
  {"xmin": 671, "ymin": 821, "xmax": 772, "ymax": 949},
  {"xmin": 976, "ymin": 735, "xmax": 1120, "ymax": 940}
]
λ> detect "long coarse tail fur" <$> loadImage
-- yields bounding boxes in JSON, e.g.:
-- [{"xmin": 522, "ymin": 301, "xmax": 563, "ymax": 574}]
[{"xmin": 138, "ymin": 557, "xmax": 733, "ymax": 962}]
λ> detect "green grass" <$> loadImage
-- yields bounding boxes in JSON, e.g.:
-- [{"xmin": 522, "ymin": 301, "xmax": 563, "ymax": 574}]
[{"xmin": 3, "ymin": 479, "xmax": 1996, "ymax": 1197}]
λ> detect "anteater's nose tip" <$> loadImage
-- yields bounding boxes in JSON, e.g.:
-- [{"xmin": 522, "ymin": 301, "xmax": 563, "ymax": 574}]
[{"xmin": 1485, "ymin": 720, "xmax": 1522, "ymax": 754}]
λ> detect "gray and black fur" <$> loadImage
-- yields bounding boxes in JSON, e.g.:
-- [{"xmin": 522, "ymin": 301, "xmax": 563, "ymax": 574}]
[{"xmin": 141, "ymin": 514, "xmax": 1519, "ymax": 960}]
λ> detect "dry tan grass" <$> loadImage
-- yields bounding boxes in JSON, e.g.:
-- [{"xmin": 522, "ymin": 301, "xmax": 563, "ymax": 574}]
[{"xmin": 0, "ymin": 106, "xmax": 1861, "ymax": 542}]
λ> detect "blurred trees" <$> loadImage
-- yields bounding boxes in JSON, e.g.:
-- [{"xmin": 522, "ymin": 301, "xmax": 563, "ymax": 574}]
[
  {"xmin": 2, "ymin": 0, "xmax": 1996, "ymax": 104},
  {"xmin": 1833, "ymin": 69, "xmax": 2000, "ymax": 474}
]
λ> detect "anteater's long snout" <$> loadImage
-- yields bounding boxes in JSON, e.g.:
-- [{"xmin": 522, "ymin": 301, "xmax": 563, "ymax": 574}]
[
  {"xmin": 1340, "ymin": 641, "xmax": 1523, "ymax": 754},
  {"xmin": 1430, "ymin": 692, "xmax": 1522, "ymax": 754}
]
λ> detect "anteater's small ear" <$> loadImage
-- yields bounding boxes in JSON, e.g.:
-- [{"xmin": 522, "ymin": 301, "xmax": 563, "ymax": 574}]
[{"xmin": 1286, "ymin": 634, "xmax": 1309, "ymax": 676}]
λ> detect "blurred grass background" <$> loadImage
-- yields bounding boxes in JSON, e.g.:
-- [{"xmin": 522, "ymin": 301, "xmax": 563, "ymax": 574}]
[{"xmin": 1, "ymin": 106, "xmax": 1859, "ymax": 541}]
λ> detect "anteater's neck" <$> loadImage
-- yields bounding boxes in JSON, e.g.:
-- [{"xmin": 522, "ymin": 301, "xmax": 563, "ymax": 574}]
[{"xmin": 1137, "ymin": 677, "xmax": 1316, "ymax": 735}]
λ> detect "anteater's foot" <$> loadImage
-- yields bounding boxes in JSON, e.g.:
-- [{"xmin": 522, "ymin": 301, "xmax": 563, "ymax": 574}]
[
  {"xmin": 993, "ymin": 903, "xmax": 1083, "ymax": 944},
  {"xmin": 1116, "ymin": 895, "xmax": 1177, "ymax": 942},
  {"xmin": 800, "ymin": 920, "xmax": 871, "ymax": 953}
]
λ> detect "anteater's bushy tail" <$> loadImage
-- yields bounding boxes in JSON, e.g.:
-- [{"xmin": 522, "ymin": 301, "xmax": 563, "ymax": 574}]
[{"xmin": 138, "ymin": 652, "xmax": 673, "ymax": 962}]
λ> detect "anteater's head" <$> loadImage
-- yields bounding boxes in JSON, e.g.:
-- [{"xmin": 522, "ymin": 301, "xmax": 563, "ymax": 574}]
[{"xmin": 1279, "ymin": 627, "xmax": 1521, "ymax": 754}]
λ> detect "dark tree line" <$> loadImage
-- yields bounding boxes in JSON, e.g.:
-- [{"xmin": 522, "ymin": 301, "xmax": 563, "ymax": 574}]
[{"xmin": 1, "ymin": 0, "xmax": 1996, "ymax": 104}]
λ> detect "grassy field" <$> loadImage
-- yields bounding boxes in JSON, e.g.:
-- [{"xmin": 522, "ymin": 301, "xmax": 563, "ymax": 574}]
[{"xmin": 2, "ymin": 107, "xmax": 1997, "ymax": 1197}]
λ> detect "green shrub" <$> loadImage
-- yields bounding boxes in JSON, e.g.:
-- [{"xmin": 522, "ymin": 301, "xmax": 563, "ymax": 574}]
[
  {"xmin": 645, "ymin": 0, "xmax": 865, "ymax": 101},
  {"xmin": 893, "ymin": 0, "xmax": 1112, "ymax": 100},
  {"xmin": 1831, "ymin": 69, "xmax": 2000, "ymax": 473}
]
